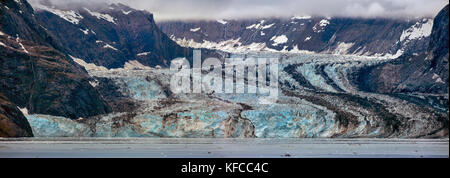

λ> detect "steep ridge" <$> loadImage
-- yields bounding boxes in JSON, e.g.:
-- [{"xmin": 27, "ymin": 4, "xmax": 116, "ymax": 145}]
[
  {"xmin": 0, "ymin": 0, "xmax": 111, "ymax": 125},
  {"xmin": 32, "ymin": 1, "xmax": 221, "ymax": 69},
  {"xmin": 356, "ymin": 5, "xmax": 449, "ymax": 94},
  {"xmin": 158, "ymin": 17, "xmax": 432, "ymax": 57}
]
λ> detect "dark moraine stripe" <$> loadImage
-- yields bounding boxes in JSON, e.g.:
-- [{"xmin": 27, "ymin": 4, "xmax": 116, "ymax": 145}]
[
  {"xmin": 315, "ymin": 64, "xmax": 346, "ymax": 92},
  {"xmin": 283, "ymin": 64, "xmax": 317, "ymax": 90}
]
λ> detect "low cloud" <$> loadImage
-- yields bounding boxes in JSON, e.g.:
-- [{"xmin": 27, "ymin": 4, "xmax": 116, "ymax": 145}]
[{"xmin": 30, "ymin": 0, "xmax": 449, "ymax": 21}]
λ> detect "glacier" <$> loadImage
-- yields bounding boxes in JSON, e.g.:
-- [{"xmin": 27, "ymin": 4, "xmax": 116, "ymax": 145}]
[{"xmin": 23, "ymin": 52, "xmax": 448, "ymax": 138}]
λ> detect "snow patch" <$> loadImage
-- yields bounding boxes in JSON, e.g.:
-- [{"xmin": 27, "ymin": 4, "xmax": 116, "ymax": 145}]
[
  {"xmin": 313, "ymin": 19, "xmax": 330, "ymax": 33},
  {"xmin": 16, "ymin": 36, "xmax": 29, "ymax": 54},
  {"xmin": 304, "ymin": 36, "xmax": 311, "ymax": 41},
  {"xmin": 291, "ymin": 15, "xmax": 312, "ymax": 20},
  {"xmin": 122, "ymin": 10, "xmax": 132, "ymax": 15},
  {"xmin": 123, "ymin": 60, "xmax": 152, "ymax": 70},
  {"xmin": 432, "ymin": 73, "xmax": 444, "ymax": 83},
  {"xmin": 400, "ymin": 19, "xmax": 433, "ymax": 42},
  {"xmin": 246, "ymin": 20, "xmax": 275, "ymax": 30},
  {"xmin": 17, "ymin": 107, "xmax": 28, "ymax": 116},
  {"xmin": 190, "ymin": 27, "xmax": 201, "ymax": 32},
  {"xmin": 333, "ymin": 42, "xmax": 354, "ymax": 55},
  {"xmin": 80, "ymin": 28, "xmax": 89, "ymax": 35},
  {"xmin": 84, "ymin": 8, "xmax": 116, "ymax": 24},
  {"xmin": 89, "ymin": 80, "xmax": 99, "ymax": 88},
  {"xmin": 70, "ymin": 55, "xmax": 108, "ymax": 71},
  {"xmin": 172, "ymin": 37, "xmax": 270, "ymax": 53},
  {"xmin": 0, "ymin": 42, "xmax": 6, "ymax": 47},
  {"xmin": 34, "ymin": 4, "xmax": 84, "ymax": 24},
  {"xmin": 271, "ymin": 35, "xmax": 288, "ymax": 46},
  {"xmin": 103, "ymin": 43, "xmax": 118, "ymax": 51},
  {"xmin": 217, "ymin": 19, "xmax": 228, "ymax": 25},
  {"xmin": 137, "ymin": 52, "xmax": 151, "ymax": 56}
]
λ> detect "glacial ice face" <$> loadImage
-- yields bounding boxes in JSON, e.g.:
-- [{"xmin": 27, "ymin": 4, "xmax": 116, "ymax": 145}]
[
  {"xmin": 114, "ymin": 76, "xmax": 167, "ymax": 101},
  {"xmin": 242, "ymin": 104, "xmax": 337, "ymax": 138},
  {"xmin": 27, "ymin": 115, "xmax": 92, "ymax": 137}
]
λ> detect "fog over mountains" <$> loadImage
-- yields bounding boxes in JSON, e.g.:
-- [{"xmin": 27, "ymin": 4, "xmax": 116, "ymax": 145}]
[{"xmin": 30, "ymin": 0, "xmax": 449, "ymax": 21}]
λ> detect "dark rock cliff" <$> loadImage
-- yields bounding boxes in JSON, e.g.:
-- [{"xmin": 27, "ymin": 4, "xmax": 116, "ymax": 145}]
[
  {"xmin": 0, "ymin": 93, "xmax": 33, "ymax": 137},
  {"xmin": 356, "ymin": 4, "xmax": 449, "ymax": 94},
  {"xmin": 1, "ymin": 0, "xmax": 111, "ymax": 123},
  {"xmin": 158, "ymin": 17, "xmax": 431, "ymax": 56}
]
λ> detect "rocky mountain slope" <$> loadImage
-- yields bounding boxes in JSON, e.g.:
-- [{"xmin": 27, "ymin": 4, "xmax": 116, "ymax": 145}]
[
  {"xmin": 1, "ymin": 0, "xmax": 111, "ymax": 136},
  {"xmin": 356, "ymin": 5, "xmax": 449, "ymax": 94},
  {"xmin": 31, "ymin": 1, "xmax": 220, "ymax": 69},
  {"xmin": 0, "ymin": 93, "xmax": 33, "ymax": 137},
  {"xmin": 158, "ymin": 16, "xmax": 432, "ymax": 57}
]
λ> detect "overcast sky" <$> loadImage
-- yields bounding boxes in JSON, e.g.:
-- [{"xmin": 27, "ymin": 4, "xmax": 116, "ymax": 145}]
[{"xmin": 31, "ymin": 0, "xmax": 449, "ymax": 21}]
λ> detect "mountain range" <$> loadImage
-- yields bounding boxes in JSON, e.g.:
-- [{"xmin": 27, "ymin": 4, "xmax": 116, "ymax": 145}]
[{"xmin": 0, "ymin": 0, "xmax": 448, "ymax": 137}]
